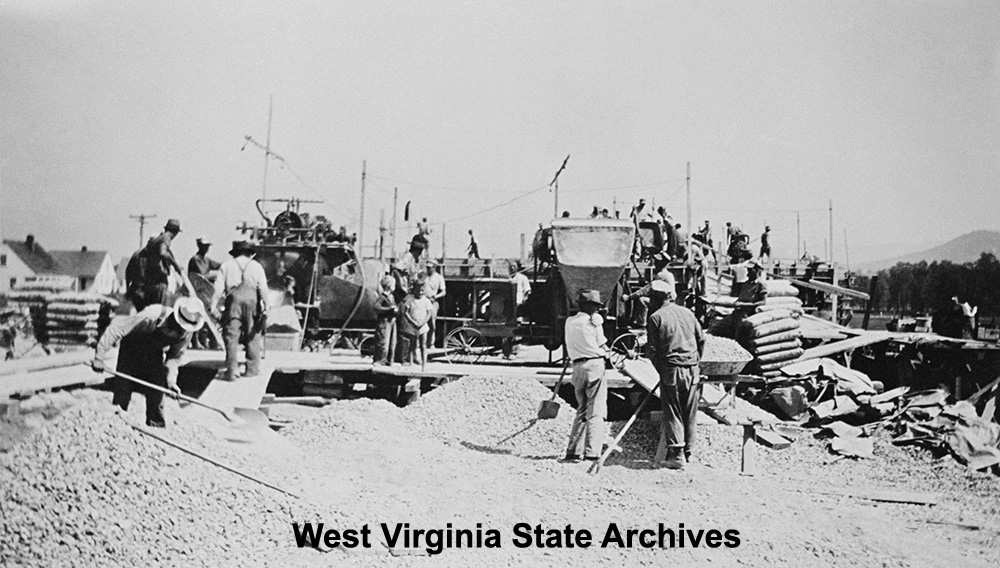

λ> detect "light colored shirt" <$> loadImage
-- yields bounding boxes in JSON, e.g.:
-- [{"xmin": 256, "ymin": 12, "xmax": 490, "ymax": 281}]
[
  {"xmin": 423, "ymin": 272, "xmax": 446, "ymax": 300},
  {"xmin": 511, "ymin": 273, "xmax": 531, "ymax": 305},
  {"xmin": 211, "ymin": 256, "xmax": 268, "ymax": 312},
  {"xmin": 564, "ymin": 312, "xmax": 608, "ymax": 362},
  {"xmin": 93, "ymin": 305, "xmax": 191, "ymax": 384}
]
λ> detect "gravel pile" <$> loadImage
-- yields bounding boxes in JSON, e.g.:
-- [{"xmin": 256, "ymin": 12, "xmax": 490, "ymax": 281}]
[
  {"xmin": 404, "ymin": 376, "xmax": 577, "ymax": 457},
  {"xmin": 0, "ymin": 395, "xmax": 332, "ymax": 567}
]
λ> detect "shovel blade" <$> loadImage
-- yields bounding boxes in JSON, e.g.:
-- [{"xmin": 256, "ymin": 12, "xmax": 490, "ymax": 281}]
[
  {"xmin": 537, "ymin": 400, "xmax": 560, "ymax": 420},
  {"xmin": 229, "ymin": 408, "xmax": 270, "ymax": 431}
]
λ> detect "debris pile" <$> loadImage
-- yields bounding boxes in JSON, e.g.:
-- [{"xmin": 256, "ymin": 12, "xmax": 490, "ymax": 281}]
[
  {"xmin": 891, "ymin": 386, "xmax": 1000, "ymax": 471},
  {"xmin": 404, "ymin": 376, "xmax": 576, "ymax": 456},
  {"xmin": 0, "ymin": 398, "xmax": 328, "ymax": 567}
]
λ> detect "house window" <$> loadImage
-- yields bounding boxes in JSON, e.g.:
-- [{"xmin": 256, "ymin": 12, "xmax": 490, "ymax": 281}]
[
  {"xmin": 0, "ymin": 254, "xmax": 6, "ymax": 266},
  {"xmin": 9, "ymin": 278, "xmax": 16, "ymax": 289}
]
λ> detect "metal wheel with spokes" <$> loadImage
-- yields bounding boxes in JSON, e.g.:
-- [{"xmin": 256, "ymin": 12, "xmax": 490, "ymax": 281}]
[
  {"xmin": 444, "ymin": 327, "xmax": 487, "ymax": 364},
  {"xmin": 609, "ymin": 332, "xmax": 642, "ymax": 368}
]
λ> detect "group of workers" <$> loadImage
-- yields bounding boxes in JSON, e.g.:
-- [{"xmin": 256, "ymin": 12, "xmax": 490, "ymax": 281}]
[
  {"xmin": 94, "ymin": 219, "xmax": 268, "ymax": 427},
  {"xmin": 564, "ymin": 271, "xmax": 704, "ymax": 470}
]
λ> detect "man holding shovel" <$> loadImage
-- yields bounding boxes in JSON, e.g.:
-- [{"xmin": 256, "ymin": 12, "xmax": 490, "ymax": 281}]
[
  {"xmin": 563, "ymin": 290, "xmax": 611, "ymax": 463},
  {"xmin": 90, "ymin": 297, "xmax": 206, "ymax": 428},
  {"xmin": 647, "ymin": 276, "xmax": 704, "ymax": 470}
]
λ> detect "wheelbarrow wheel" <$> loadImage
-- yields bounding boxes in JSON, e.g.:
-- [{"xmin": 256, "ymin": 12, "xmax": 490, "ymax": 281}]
[
  {"xmin": 610, "ymin": 332, "xmax": 641, "ymax": 368},
  {"xmin": 445, "ymin": 327, "xmax": 486, "ymax": 365}
]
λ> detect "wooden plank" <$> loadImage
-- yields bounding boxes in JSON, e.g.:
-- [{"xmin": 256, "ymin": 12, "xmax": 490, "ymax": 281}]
[
  {"xmin": 754, "ymin": 429, "xmax": 793, "ymax": 449},
  {"xmin": 0, "ymin": 365, "xmax": 106, "ymax": 398},
  {"xmin": 795, "ymin": 332, "xmax": 893, "ymax": 362}
]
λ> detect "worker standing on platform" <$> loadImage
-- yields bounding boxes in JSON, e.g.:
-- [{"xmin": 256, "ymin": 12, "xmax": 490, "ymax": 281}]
[
  {"xmin": 126, "ymin": 218, "xmax": 185, "ymax": 311},
  {"xmin": 90, "ymin": 298, "xmax": 205, "ymax": 428},
  {"xmin": 563, "ymin": 290, "xmax": 611, "ymax": 463},
  {"xmin": 423, "ymin": 261, "xmax": 446, "ymax": 349},
  {"xmin": 211, "ymin": 241, "xmax": 268, "ymax": 381},
  {"xmin": 760, "ymin": 226, "xmax": 771, "ymax": 264},
  {"xmin": 467, "ymin": 229, "xmax": 480, "ymax": 260},
  {"xmin": 647, "ymin": 277, "xmax": 704, "ymax": 470}
]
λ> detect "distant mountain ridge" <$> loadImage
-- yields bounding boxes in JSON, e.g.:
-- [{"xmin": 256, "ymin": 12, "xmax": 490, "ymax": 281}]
[{"xmin": 857, "ymin": 230, "xmax": 1000, "ymax": 272}]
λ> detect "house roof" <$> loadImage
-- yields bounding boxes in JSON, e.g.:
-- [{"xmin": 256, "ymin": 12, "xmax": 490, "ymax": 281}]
[
  {"xmin": 3, "ymin": 239, "xmax": 59, "ymax": 274},
  {"xmin": 48, "ymin": 250, "xmax": 110, "ymax": 279}
]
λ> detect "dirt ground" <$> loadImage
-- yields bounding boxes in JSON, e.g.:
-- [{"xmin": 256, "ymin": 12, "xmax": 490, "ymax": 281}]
[{"xmin": 2, "ymin": 377, "xmax": 999, "ymax": 568}]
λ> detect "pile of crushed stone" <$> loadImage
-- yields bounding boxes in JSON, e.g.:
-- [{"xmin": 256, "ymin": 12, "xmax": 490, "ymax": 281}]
[
  {"xmin": 403, "ymin": 375, "xmax": 577, "ymax": 457},
  {"xmin": 0, "ymin": 395, "xmax": 331, "ymax": 567}
]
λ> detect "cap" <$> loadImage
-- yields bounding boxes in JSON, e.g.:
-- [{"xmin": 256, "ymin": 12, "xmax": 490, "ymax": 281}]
[
  {"xmin": 196, "ymin": 237, "xmax": 211, "ymax": 246},
  {"xmin": 654, "ymin": 269, "xmax": 676, "ymax": 288},
  {"xmin": 164, "ymin": 219, "xmax": 182, "ymax": 233},
  {"xmin": 172, "ymin": 297, "xmax": 206, "ymax": 332},
  {"xmin": 649, "ymin": 280, "xmax": 674, "ymax": 297}
]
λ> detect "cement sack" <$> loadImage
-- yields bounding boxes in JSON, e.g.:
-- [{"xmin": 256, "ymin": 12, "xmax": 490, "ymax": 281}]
[
  {"xmin": 705, "ymin": 294, "xmax": 737, "ymax": 307},
  {"xmin": 751, "ymin": 329, "xmax": 801, "ymax": 348},
  {"xmin": 757, "ymin": 347, "xmax": 805, "ymax": 365},
  {"xmin": 759, "ymin": 352, "xmax": 805, "ymax": 372},
  {"xmin": 47, "ymin": 303, "xmax": 103, "ymax": 315},
  {"xmin": 757, "ymin": 303, "xmax": 804, "ymax": 315},
  {"xmin": 763, "ymin": 296, "xmax": 803, "ymax": 308},
  {"xmin": 764, "ymin": 280, "xmax": 800, "ymax": 298},
  {"xmin": 753, "ymin": 338, "xmax": 802, "ymax": 356},
  {"xmin": 744, "ymin": 309, "xmax": 794, "ymax": 328},
  {"xmin": 747, "ymin": 317, "xmax": 800, "ymax": 339}
]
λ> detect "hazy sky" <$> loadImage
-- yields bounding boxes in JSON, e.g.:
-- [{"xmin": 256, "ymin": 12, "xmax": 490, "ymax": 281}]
[{"xmin": 1, "ymin": 1, "xmax": 998, "ymax": 265}]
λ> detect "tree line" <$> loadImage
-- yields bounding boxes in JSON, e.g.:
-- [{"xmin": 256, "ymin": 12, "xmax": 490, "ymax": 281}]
[{"xmin": 851, "ymin": 252, "xmax": 1000, "ymax": 321}]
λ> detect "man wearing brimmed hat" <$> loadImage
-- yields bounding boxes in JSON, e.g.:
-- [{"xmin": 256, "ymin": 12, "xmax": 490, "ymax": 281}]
[
  {"xmin": 647, "ymin": 275, "xmax": 704, "ymax": 470},
  {"xmin": 91, "ymin": 297, "xmax": 205, "ymax": 428},
  {"xmin": 211, "ymin": 240, "xmax": 268, "ymax": 380},
  {"xmin": 734, "ymin": 259, "xmax": 766, "ymax": 319},
  {"xmin": 126, "ymin": 218, "xmax": 185, "ymax": 310},
  {"xmin": 563, "ymin": 289, "xmax": 611, "ymax": 463}
]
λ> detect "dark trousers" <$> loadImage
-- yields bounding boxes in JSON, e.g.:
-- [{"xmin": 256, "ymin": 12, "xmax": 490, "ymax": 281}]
[
  {"xmin": 222, "ymin": 291, "xmax": 262, "ymax": 379},
  {"xmin": 114, "ymin": 335, "xmax": 167, "ymax": 428},
  {"xmin": 374, "ymin": 319, "xmax": 395, "ymax": 364},
  {"xmin": 657, "ymin": 364, "xmax": 700, "ymax": 451}
]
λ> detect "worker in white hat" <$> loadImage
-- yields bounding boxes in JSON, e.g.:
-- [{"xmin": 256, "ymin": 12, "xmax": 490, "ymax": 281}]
[
  {"xmin": 647, "ymin": 277, "xmax": 704, "ymax": 470},
  {"xmin": 91, "ymin": 297, "xmax": 206, "ymax": 428}
]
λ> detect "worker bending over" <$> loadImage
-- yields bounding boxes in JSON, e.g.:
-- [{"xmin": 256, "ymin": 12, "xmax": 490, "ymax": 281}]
[{"xmin": 91, "ymin": 298, "xmax": 206, "ymax": 428}]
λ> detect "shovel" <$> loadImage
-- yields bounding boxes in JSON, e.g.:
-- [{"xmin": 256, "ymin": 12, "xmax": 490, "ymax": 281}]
[
  {"xmin": 538, "ymin": 356, "xmax": 571, "ymax": 420},
  {"xmin": 91, "ymin": 365, "xmax": 269, "ymax": 432}
]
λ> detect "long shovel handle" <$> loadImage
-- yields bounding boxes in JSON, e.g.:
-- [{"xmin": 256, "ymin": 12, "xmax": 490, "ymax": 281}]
[
  {"xmin": 88, "ymin": 364, "xmax": 232, "ymax": 421},
  {"xmin": 546, "ymin": 355, "xmax": 572, "ymax": 403}
]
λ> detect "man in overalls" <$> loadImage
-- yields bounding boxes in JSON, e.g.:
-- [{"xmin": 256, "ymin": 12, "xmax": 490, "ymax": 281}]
[
  {"xmin": 91, "ymin": 297, "xmax": 206, "ymax": 427},
  {"xmin": 211, "ymin": 240, "xmax": 269, "ymax": 381}
]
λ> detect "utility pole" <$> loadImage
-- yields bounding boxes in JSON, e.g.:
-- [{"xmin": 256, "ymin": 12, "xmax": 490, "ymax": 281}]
[
  {"xmin": 844, "ymin": 227, "xmax": 851, "ymax": 275},
  {"xmin": 550, "ymin": 155, "xmax": 570, "ymax": 218},
  {"xmin": 686, "ymin": 162, "xmax": 692, "ymax": 254},
  {"xmin": 441, "ymin": 224, "xmax": 446, "ymax": 261},
  {"xmin": 391, "ymin": 187, "xmax": 398, "ymax": 259},
  {"xmin": 378, "ymin": 208, "xmax": 386, "ymax": 260},
  {"xmin": 828, "ymin": 199, "xmax": 834, "ymax": 264},
  {"xmin": 796, "ymin": 211, "xmax": 801, "ymax": 259},
  {"xmin": 130, "ymin": 213, "xmax": 157, "ymax": 248},
  {"xmin": 359, "ymin": 160, "xmax": 366, "ymax": 259},
  {"xmin": 262, "ymin": 95, "xmax": 273, "ymax": 201}
]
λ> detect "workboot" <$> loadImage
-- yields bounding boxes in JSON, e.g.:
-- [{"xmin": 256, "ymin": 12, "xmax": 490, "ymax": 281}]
[{"xmin": 663, "ymin": 447, "xmax": 685, "ymax": 470}]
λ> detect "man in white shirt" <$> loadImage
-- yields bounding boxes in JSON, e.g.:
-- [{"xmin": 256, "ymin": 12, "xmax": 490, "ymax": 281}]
[
  {"xmin": 423, "ymin": 261, "xmax": 446, "ymax": 348},
  {"xmin": 211, "ymin": 241, "xmax": 269, "ymax": 380},
  {"xmin": 563, "ymin": 289, "xmax": 611, "ymax": 462},
  {"xmin": 510, "ymin": 261, "xmax": 532, "ymax": 309}
]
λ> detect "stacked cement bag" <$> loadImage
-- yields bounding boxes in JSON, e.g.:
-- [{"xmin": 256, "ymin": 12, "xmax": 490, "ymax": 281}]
[
  {"xmin": 7, "ymin": 286, "xmax": 59, "ymax": 344},
  {"xmin": 736, "ymin": 308, "xmax": 803, "ymax": 377},
  {"xmin": 760, "ymin": 279, "xmax": 804, "ymax": 314},
  {"xmin": 45, "ymin": 292, "xmax": 118, "ymax": 348}
]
